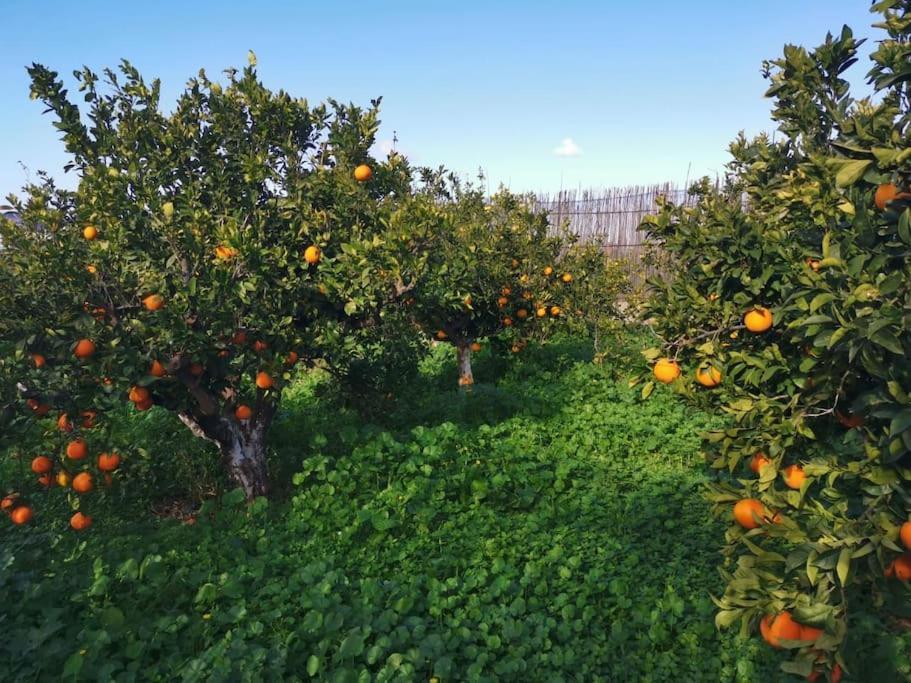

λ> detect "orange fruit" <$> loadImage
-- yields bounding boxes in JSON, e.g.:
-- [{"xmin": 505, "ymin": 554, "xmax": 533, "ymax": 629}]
[
  {"xmin": 503, "ymin": 317, "xmax": 513, "ymax": 327},
  {"xmin": 900, "ymin": 521, "xmax": 911, "ymax": 550},
  {"xmin": 0, "ymin": 496, "xmax": 16, "ymax": 513},
  {"xmin": 808, "ymin": 664, "xmax": 842, "ymax": 683},
  {"xmin": 835, "ymin": 409, "xmax": 864, "ymax": 429},
  {"xmin": 536, "ymin": 307, "xmax": 547, "ymax": 318},
  {"xmin": 805, "ymin": 257, "xmax": 821, "ymax": 272},
  {"xmin": 215, "ymin": 245, "xmax": 238, "ymax": 260},
  {"xmin": 57, "ymin": 413, "xmax": 74, "ymax": 432},
  {"xmin": 760, "ymin": 611, "xmax": 803, "ymax": 648},
  {"xmin": 37, "ymin": 474, "xmax": 53, "ymax": 487},
  {"xmin": 86, "ymin": 264, "xmax": 97, "ymax": 274},
  {"xmin": 695, "ymin": 366, "xmax": 722, "ymax": 388},
  {"xmin": 782, "ymin": 464, "xmax": 806, "ymax": 490},
  {"xmin": 134, "ymin": 398, "xmax": 153, "ymax": 411},
  {"xmin": 875, "ymin": 182, "xmax": 898, "ymax": 210},
  {"xmin": 83, "ymin": 225, "xmax": 98, "ymax": 240},
  {"xmin": 892, "ymin": 553, "xmax": 911, "ymax": 581},
  {"xmin": 10, "ymin": 506, "xmax": 33, "ymax": 525},
  {"xmin": 707, "ymin": 292, "xmax": 719, "ymax": 301},
  {"xmin": 31, "ymin": 456, "xmax": 53, "ymax": 474},
  {"xmin": 436, "ymin": 330, "xmax": 448, "ymax": 340},
  {"xmin": 470, "ymin": 342, "xmax": 482, "ymax": 353},
  {"xmin": 74, "ymin": 339, "xmax": 96, "ymax": 359},
  {"xmin": 798, "ymin": 622, "xmax": 824, "ymax": 642},
  {"xmin": 511, "ymin": 343, "xmax": 522, "ymax": 353},
  {"xmin": 744, "ymin": 307, "xmax": 773, "ymax": 333},
  {"xmin": 733, "ymin": 498, "xmax": 768, "ymax": 529},
  {"xmin": 31, "ymin": 402, "xmax": 50, "ymax": 417},
  {"xmin": 70, "ymin": 511, "xmax": 93, "ymax": 531},
  {"xmin": 516, "ymin": 308, "xmax": 528, "ymax": 320},
  {"xmin": 231, "ymin": 330, "xmax": 248, "ymax": 345},
  {"xmin": 304, "ymin": 245, "xmax": 321, "ymax": 265},
  {"xmin": 128, "ymin": 386, "xmax": 150, "ymax": 403},
  {"xmin": 255, "ymin": 371, "xmax": 273, "ymax": 390},
  {"xmin": 66, "ymin": 439, "xmax": 88, "ymax": 460},
  {"xmin": 253, "ymin": 340, "xmax": 268, "ymax": 353},
  {"xmin": 543, "ymin": 266, "xmax": 554, "ymax": 276},
  {"xmin": 56, "ymin": 471, "xmax": 71, "ymax": 488},
  {"xmin": 653, "ymin": 358, "xmax": 681, "ymax": 384},
  {"xmin": 501, "ymin": 287, "xmax": 512, "ymax": 296},
  {"xmin": 550, "ymin": 306, "xmax": 561, "ymax": 317},
  {"xmin": 561, "ymin": 273, "xmax": 573, "ymax": 283},
  {"xmin": 72, "ymin": 472, "xmax": 93, "ymax": 494},
  {"xmin": 749, "ymin": 452, "xmax": 771, "ymax": 474},
  {"xmin": 235, "ymin": 404, "xmax": 253, "ymax": 421},
  {"xmin": 149, "ymin": 360, "xmax": 167, "ymax": 377},
  {"xmin": 80, "ymin": 410, "xmax": 98, "ymax": 429},
  {"xmin": 353, "ymin": 164, "xmax": 373, "ymax": 182},
  {"xmin": 285, "ymin": 351, "xmax": 299, "ymax": 366},
  {"xmin": 521, "ymin": 290, "xmax": 533, "ymax": 300},
  {"xmin": 32, "ymin": 353, "xmax": 46, "ymax": 368},
  {"xmin": 497, "ymin": 296, "xmax": 509, "ymax": 308},
  {"xmin": 97, "ymin": 452, "xmax": 121, "ymax": 472},
  {"xmin": 143, "ymin": 294, "xmax": 164, "ymax": 311}
]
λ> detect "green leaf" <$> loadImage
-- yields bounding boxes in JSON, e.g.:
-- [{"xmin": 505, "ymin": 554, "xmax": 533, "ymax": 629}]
[
  {"xmin": 306, "ymin": 654, "xmax": 320, "ymax": 676},
  {"xmin": 836, "ymin": 547, "xmax": 851, "ymax": 586},
  {"xmin": 835, "ymin": 159, "xmax": 872, "ymax": 187}
]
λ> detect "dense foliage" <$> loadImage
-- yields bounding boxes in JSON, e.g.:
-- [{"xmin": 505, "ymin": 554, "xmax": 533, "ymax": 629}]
[{"xmin": 639, "ymin": 2, "xmax": 911, "ymax": 679}]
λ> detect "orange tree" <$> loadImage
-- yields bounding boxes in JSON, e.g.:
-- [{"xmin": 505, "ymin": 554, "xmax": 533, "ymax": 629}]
[
  {"xmin": 637, "ymin": 6, "xmax": 911, "ymax": 680},
  {"xmin": 389, "ymin": 173, "xmax": 580, "ymax": 387},
  {"xmin": 0, "ymin": 56, "xmax": 421, "ymax": 503}
]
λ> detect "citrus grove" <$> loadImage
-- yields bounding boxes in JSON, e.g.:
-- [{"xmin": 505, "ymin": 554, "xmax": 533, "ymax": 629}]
[{"xmin": 639, "ymin": 3, "xmax": 911, "ymax": 680}]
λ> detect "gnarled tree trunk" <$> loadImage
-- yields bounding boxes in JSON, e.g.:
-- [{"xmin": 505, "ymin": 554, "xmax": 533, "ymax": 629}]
[
  {"xmin": 457, "ymin": 344, "xmax": 474, "ymax": 390},
  {"xmin": 178, "ymin": 405, "xmax": 274, "ymax": 499}
]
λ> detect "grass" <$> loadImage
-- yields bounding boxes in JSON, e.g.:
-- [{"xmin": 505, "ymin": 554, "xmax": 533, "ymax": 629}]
[{"xmin": 1, "ymin": 332, "xmax": 908, "ymax": 681}]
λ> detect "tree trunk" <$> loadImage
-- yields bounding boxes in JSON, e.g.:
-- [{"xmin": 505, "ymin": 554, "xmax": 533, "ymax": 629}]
[
  {"xmin": 178, "ymin": 407, "xmax": 273, "ymax": 500},
  {"xmin": 457, "ymin": 344, "xmax": 474, "ymax": 389}
]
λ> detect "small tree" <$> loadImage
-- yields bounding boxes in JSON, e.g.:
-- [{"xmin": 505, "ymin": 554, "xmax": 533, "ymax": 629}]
[
  {"xmin": 0, "ymin": 57, "xmax": 416, "ymax": 500},
  {"xmin": 638, "ymin": 6, "xmax": 911, "ymax": 679}
]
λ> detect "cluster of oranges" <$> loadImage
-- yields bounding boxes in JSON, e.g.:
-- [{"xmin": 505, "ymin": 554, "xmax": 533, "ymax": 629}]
[
  {"xmin": 652, "ymin": 305, "xmax": 774, "ymax": 388},
  {"xmin": 496, "ymin": 264, "xmax": 571, "ymax": 346}
]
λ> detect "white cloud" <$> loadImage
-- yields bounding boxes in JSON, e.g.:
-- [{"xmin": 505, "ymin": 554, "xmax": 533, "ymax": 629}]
[{"xmin": 553, "ymin": 137, "xmax": 582, "ymax": 157}]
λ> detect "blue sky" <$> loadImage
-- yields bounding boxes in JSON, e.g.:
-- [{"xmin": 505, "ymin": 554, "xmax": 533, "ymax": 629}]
[{"xmin": 0, "ymin": 1, "xmax": 879, "ymax": 196}]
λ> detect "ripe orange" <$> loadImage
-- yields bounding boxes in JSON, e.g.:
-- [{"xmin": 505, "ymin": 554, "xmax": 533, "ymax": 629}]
[
  {"xmin": 32, "ymin": 353, "xmax": 46, "ymax": 368},
  {"xmin": 875, "ymin": 182, "xmax": 898, "ymax": 210},
  {"xmin": 129, "ymin": 386, "xmax": 150, "ymax": 403},
  {"xmin": 516, "ymin": 308, "xmax": 529, "ymax": 320},
  {"xmin": 255, "ymin": 371, "xmax": 273, "ymax": 390},
  {"xmin": 653, "ymin": 358, "xmax": 681, "ymax": 384},
  {"xmin": 66, "ymin": 439, "xmax": 88, "ymax": 461},
  {"xmin": 891, "ymin": 553, "xmax": 911, "ymax": 581},
  {"xmin": 83, "ymin": 225, "xmax": 98, "ymax": 240},
  {"xmin": 10, "ymin": 506, "xmax": 33, "ymax": 525},
  {"xmin": 807, "ymin": 664, "xmax": 842, "ymax": 683},
  {"xmin": 86, "ymin": 264, "xmax": 97, "ymax": 274},
  {"xmin": 805, "ymin": 257, "xmax": 821, "ymax": 272},
  {"xmin": 31, "ymin": 456, "xmax": 53, "ymax": 474},
  {"xmin": 74, "ymin": 339, "xmax": 96, "ymax": 359},
  {"xmin": 760, "ymin": 611, "xmax": 803, "ymax": 648},
  {"xmin": 561, "ymin": 273, "xmax": 573, "ymax": 283},
  {"xmin": 497, "ymin": 296, "xmax": 509, "ymax": 308},
  {"xmin": 353, "ymin": 164, "xmax": 373, "ymax": 182},
  {"xmin": 501, "ymin": 287, "xmax": 512, "ymax": 296},
  {"xmin": 31, "ymin": 401, "xmax": 50, "ymax": 417},
  {"xmin": 798, "ymin": 622, "xmax": 824, "ymax": 642},
  {"xmin": 304, "ymin": 245, "xmax": 321, "ymax": 265},
  {"xmin": 436, "ymin": 330, "xmax": 448, "ymax": 340},
  {"xmin": 503, "ymin": 317, "xmax": 513, "ymax": 327},
  {"xmin": 543, "ymin": 266, "xmax": 554, "ymax": 276},
  {"xmin": 521, "ymin": 290, "xmax": 533, "ymax": 300},
  {"xmin": 231, "ymin": 330, "xmax": 248, "ymax": 345},
  {"xmin": 72, "ymin": 472, "xmax": 93, "ymax": 494},
  {"xmin": 215, "ymin": 245, "xmax": 238, "ymax": 260},
  {"xmin": 733, "ymin": 498, "xmax": 768, "ymax": 529},
  {"xmin": 70, "ymin": 511, "xmax": 93, "ymax": 531},
  {"xmin": 900, "ymin": 521, "xmax": 911, "ymax": 550},
  {"xmin": 536, "ymin": 307, "xmax": 547, "ymax": 318},
  {"xmin": 782, "ymin": 464, "xmax": 806, "ymax": 490},
  {"xmin": 511, "ymin": 343, "xmax": 522, "ymax": 353},
  {"xmin": 744, "ymin": 307, "xmax": 773, "ymax": 333},
  {"xmin": 37, "ymin": 474, "xmax": 53, "ymax": 487},
  {"xmin": 149, "ymin": 360, "xmax": 167, "ymax": 377},
  {"xmin": 143, "ymin": 294, "xmax": 164, "ymax": 311},
  {"xmin": 235, "ymin": 404, "xmax": 253, "ymax": 420},
  {"xmin": 134, "ymin": 398, "xmax": 153, "ymax": 411},
  {"xmin": 253, "ymin": 340, "xmax": 268, "ymax": 353},
  {"xmin": 285, "ymin": 351, "xmax": 299, "ymax": 366},
  {"xmin": 695, "ymin": 366, "xmax": 722, "ymax": 388},
  {"xmin": 1, "ymin": 496, "xmax": 17, "ymax": 512},
  {"xmin": 550, "ymin": 306, "xmax": 561, "ymax": 317},
  {"xmin": 57, "ymin": 413, "xmax": 74, "ymax": 432},
  {"xmin": 707, "ymin": 292, "xmax": 719, "ymax": 301},
  {"xmin": 56, "ymin": 471, "xmax": 71, "ymax": 488},
  {"xmin": 749, "ymin": 452, "xmax": 771, "ymax": 474},
  {"xmin": 97, "ymin": 452, "xmax": 121, "ymax": 472},
  {"xmin": 470, "ymin": 342, "xmax": 482, "ymax": 353}
]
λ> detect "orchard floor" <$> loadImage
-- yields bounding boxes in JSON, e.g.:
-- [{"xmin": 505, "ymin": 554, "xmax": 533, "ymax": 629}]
[{"xmin": 1, "ymin": 334, "xmax": 908, "ymax": 681}]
